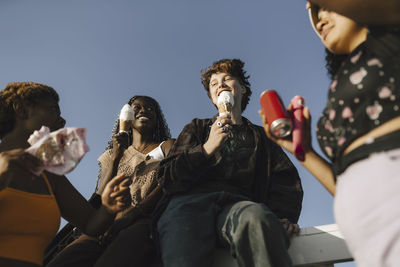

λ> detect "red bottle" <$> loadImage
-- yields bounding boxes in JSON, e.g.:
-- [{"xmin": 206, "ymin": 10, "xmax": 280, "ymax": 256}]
[{"xmin": 260, "ymin": 90, "xmax": 292, "ymax": 138}]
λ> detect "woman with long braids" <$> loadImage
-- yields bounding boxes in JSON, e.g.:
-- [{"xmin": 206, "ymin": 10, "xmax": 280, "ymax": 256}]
[{"xmin": 47, "ymin": 95, "xmax": 174, "ymax": 267}]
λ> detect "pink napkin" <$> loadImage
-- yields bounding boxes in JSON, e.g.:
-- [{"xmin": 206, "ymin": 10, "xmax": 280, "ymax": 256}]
[{"xmin": 26, "ymin": 126, "xmax": 90, "ymax": 175}]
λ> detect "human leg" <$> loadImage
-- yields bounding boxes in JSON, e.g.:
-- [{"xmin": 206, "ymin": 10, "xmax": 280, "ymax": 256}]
[
  {"xmin": 94, "ymin": 218, "xmax": 159, "ymax": 267},
  {"xmin": 217, "ymin": 200, "xmax": 291, "ymax": 267},
  {"xmin": 157, "ymin": 193, "xmax": 220, "ymax": 267},
  {"xmin": 335, "ymin": 148, "xmax": 400, "ymax": 267},
  {"xmin": 45, "ymin": 235, "xmax": 102, "ymax": 267}
]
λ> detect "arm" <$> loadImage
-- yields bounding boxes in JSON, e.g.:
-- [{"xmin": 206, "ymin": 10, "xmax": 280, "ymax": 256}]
[
  {"xmin": 97, "ymin": 132, "xmax": 129, "ymax": 194},
  {"xmin": 308, "ymin": 0, "xmax": 400, "ymax": 25},
  {"xmin": 259, "ymin": 107, "xmax": 336, "ymax": 195},
  {"xmin": 301, "ymin": 149, "xmax": 336, "ymax": 195},
  {"xmin": 101, "ymin": 182, "xmax": 164, "ymax": 243},
  {"xmin": 51, "ymin": 173, "xmax": 131, "ymax": 236},
  {"xmin": 161, "ymin": 138, "xmax": 176, "ymax": 157},
  {"xmin": 160, "ymin": 119, "xmax": 219, "ymax": 192},
  {"xmin": 0, "ymin": 149, "xmax": 43, "ymax": 190}
]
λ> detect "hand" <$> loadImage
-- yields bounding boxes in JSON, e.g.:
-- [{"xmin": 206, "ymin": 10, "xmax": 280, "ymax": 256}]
[
  {"xmin": 279, "ymin": 218, "xmax": 300, "ymax": 236},
  {"xmin": 258, "ymin": 105, "xmax": 313, "ymax": 157},
  {"xmin": 203, "ymin": 114, "xmax": 232, "ymax": 157},
  {"xmin": 0, "ymin": 149, "xmax": 43, "ymax": 189},
  {"xmin": 112, "ymin": 132, "xmax": 130, "ymax": 160},
  {"xmin": 101, "ymin": 174, "xmax": 132, "ymax": 214}
]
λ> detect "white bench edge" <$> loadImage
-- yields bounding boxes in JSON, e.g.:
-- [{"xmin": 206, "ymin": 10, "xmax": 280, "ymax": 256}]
[{"xmin": 213, "ymin": 224, "xmax": 353, "ymax": 267}]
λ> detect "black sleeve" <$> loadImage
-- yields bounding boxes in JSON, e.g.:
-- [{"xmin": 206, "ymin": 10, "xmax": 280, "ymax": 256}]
[
  {"xmin": 159, "ymin": 119, "xmax": 213, "ymax": 193},
  {"xmin": 254, "ymin": 126, "xmax": 303, "ymax": 223}
]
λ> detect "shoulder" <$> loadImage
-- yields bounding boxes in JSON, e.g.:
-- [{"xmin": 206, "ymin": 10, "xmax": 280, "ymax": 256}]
[
  {"xmin": 365, "ymin": 26, "xmax": 400, "ymax": 59},
  {"xmin": 161, "ymin": 139, "xmax": 176, "ymax": 157},
  {"xmin": 179, "ymin": 118, "xmax": 213, "ymax": 134},
  {"xmin": 44, "ymin": 171, "xmax": 72, "ymax": 194},
  {"xmin": 97, "ymin": 149, "xmax": 112, "ymax": 165}
]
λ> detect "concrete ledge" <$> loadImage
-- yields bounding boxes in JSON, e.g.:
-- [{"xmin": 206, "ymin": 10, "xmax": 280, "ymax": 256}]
[{"xmin": 212, "ymin": 224, "xmax": 353, "ymax": 267}]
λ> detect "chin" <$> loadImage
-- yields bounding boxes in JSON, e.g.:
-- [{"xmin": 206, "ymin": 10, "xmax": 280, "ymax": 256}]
[{"xmin": 326, "ymin": 44, "xmax": 350, "ymax": 55}]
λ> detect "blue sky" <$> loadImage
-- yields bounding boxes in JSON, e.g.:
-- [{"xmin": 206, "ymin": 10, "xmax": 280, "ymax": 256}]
[{"xmin": 0, "ymin": 1, "xmax": 353, "ymax": 266}]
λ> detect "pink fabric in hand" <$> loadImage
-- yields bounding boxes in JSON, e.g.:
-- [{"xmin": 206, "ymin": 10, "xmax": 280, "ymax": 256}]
[{"xmin": 26, "ymin": 126, "xmax": 90, "ymax": 175}]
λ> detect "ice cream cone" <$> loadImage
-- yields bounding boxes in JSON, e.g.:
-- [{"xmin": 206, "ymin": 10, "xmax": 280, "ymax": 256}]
[
  {"xmin": 217, "ymin": 91, "xmax": 234, "ymax": 116},
  {"xmin": 217, "ymin": 102, "xmax": 232, "ymax": 116},
  {"xmin": 119, "ymin": 120, "xmax": 132, "ymax": 132},
  {"xmin": 119, "ymin": 104, "xmax": 134, "ymax": 132}
]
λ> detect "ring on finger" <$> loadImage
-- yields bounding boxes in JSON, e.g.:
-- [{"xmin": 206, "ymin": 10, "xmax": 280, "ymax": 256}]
[{"xmin": 216, "ymin": 121, "xmax": 223, "ymax": 127}]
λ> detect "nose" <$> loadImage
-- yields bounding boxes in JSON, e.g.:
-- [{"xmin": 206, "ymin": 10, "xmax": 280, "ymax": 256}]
[
  {"xmin": 317, "ymin": 7, "xmax": 329, "ymax": 25},
  {"xmin": 59, "ymin": 116, "xmax": 66, "ymax": 128},
  {"xmin": 316, "ymin": 9, "xmax": 329, "ymax": 31},
  {"xmin": 218, "ymin": 80, "xmax": 227, "ymax": 89}
]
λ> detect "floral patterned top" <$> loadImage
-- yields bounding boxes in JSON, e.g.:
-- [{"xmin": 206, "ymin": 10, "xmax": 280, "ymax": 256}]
[{"xmin": 317, "ymin": 27, "xmax": 400, "ymax": 162}]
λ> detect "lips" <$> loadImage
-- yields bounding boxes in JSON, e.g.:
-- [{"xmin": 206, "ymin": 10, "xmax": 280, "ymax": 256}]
[
  {"xmin": 136, "ymin": 115, "xmax": 150, "ymax": 121},
  {"xmin": 217, "ymin": 89, "xmax": 230, "ymax": 96}
]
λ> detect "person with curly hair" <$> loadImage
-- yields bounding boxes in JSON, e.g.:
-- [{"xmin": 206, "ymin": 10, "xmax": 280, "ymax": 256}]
[
  {"xmin": 155, "ymin": 59, "xmax": 303, "ymax": 267},
  {"xmin": 0, "ymin": 82, "xmax": 131, "ymax": 267},
  {"xmin": 260, "ymin": 1, "xmax": 400, "ymax": 266},
  {"xmin": 46, "ymin": 95, "xmax": 174, "ymax": 267}
]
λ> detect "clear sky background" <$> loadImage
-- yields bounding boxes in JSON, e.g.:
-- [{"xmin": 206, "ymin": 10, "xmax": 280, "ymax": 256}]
[{"xmin": 0, "ymin": 1, "xmax": 354, "ymax": 266}]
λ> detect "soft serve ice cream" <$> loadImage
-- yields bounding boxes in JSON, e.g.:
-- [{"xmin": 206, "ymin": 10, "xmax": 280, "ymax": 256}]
[
  {"xmin": 217, "ymin": 91, "xmax": 234, "ymax": 116},
  {"xmin": 119, "ymin": 104, "xmax": 135, "ymax": 132}
]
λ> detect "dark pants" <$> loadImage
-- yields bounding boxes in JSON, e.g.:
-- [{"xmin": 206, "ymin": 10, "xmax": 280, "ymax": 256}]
[
  {"xmin": 157, "ymin": 192, "xmax": 292, "ymax": 267},
  {"xmin": 46, "ymin": 219, "xmax": 161, "ymax": 267}
]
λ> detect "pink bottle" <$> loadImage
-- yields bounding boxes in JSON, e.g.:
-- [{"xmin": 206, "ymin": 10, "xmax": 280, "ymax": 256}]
[{"xmin": 291, "ymin": 96, "xmax": 305, "ymax": 161}]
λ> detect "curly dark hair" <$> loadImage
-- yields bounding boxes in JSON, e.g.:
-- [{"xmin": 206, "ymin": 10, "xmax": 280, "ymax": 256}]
[
  {"xmin": 325, "ymin": 49, "xmax": 349, "ymax": 79},
  {"xmin": 201, "ymin": 58, "xmax": 252, "ymax": 112},
  {"xmin": 105, "ymin": 95, "xmax": 171, "ymax": 151},
  {"xmin": 0, "ymin": 82, "xmax": 59, "ymax": 139}
]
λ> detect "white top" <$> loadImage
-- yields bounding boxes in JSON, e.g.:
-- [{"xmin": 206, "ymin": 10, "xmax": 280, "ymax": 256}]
[{"xmin": 147, "ymin": 141, "xmax": 165, "ymax": 160}]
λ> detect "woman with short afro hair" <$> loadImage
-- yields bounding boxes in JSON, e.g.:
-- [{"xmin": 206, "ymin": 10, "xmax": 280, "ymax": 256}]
[{"xmin": 0, "ymin": 82, "xmax": 131, "ymax": 267}]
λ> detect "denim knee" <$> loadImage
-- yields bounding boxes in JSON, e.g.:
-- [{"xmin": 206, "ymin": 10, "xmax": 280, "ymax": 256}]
[
  {"xmin": 239, "ymin": 204, "xmax": 278, "ymax": 229},
  {"xmin": 226, "ymin": 202, "xmax": 285, "ymax": 243}
]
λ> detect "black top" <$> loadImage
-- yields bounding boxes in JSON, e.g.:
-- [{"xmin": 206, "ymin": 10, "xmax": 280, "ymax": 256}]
[{"xmin": 316, "ymin": 26, "xmax": 400, "ymax": 163}]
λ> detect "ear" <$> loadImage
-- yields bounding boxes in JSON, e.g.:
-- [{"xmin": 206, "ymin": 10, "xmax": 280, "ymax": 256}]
[
  {"xmin": 13, "ymin": 101, "xmax": 29, "ymax": 120},
  {"xmin": 241, "ymin": 85, "xmax": 246, "ymax": 94}
]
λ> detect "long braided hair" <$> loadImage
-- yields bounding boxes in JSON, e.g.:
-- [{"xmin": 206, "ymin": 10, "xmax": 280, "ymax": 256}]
[
  {"xmin": 95, "ymin": 95, "xmax": 171, "ymax": 191},
  {"xmin": 105, "ymin": 95, "xmax": 171, "ymax": 150}
]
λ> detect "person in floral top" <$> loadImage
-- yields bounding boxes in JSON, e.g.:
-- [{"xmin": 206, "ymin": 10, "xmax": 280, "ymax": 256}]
[{"xmin": 260, "ymin": 1, "xmax": 400, "ymax": 266}]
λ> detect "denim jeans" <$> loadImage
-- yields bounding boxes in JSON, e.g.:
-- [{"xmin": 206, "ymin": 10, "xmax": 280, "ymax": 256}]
[{"xmin": 157, "ymin": 192, "xmax": 291, "ymax": 267}]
